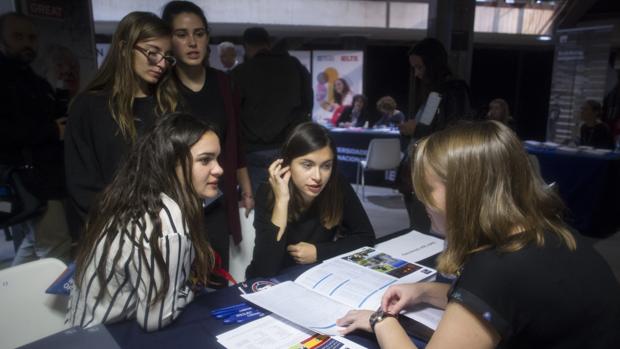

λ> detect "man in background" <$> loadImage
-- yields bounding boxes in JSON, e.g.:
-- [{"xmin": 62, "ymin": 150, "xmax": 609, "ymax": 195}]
[
  {"xmin": 218, "ymin": 41, "xmax": 238, "ymax": 72},
  {"xmin": 0, "ymin": 12, "xmax": 71, "ymax": 264},
  {"xmin": 232, "ymin": 27, "xmax": 313, "ymax": 193}
]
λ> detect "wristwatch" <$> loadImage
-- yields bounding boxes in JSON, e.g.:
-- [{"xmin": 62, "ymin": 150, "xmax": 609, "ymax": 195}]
[{"xmin": 369, "ymin": 308, "xmax": 397, "ymax": 332}]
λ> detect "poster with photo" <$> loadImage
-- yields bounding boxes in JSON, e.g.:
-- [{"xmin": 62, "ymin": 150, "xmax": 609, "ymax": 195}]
[
  {"xmin": 311, "ymin": 50, "xmax": 364, "ymax": 125},
  {"xmin": 20, "ymin": 0, "xmax": 97, "ymax": 99}
]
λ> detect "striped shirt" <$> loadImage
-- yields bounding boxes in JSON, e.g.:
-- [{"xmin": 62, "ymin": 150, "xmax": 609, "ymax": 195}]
[{"xmin": 66, "ymin": 194, "xmax": 195, "ymax": 332}]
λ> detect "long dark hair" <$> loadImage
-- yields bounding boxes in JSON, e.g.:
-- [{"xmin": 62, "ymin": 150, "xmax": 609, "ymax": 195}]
[
  {"xmin": 82, "ymin": 12, "xmax": 178, "ymax": 141},
  {"xmin": 269, "ymin": 122, "xmax": 344, "ymax": 228},
  {"xmin": 74, "ymin": 112, "xmax": 216, "ymax": 303},
  {"xmin": 334, "ymin": 78, "xmax": 351, "ymax": 105},
  {"xmin": 408, "ymin": 38, "xmax": 452, "ymax": 114}
]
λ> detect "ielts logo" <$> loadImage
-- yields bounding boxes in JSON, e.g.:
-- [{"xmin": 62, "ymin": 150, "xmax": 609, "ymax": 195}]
[{"xmin": 341, "ymin": 56, "xmax": 358, "ymax": 62}]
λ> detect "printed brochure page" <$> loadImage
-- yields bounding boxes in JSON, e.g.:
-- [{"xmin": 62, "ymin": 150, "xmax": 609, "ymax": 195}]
[{"xmin": 242, "ymin": 247, "xmax": 436, "ymax": 336}]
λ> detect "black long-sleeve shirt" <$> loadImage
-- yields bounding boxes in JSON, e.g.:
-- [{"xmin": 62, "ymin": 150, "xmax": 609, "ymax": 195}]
[
  {"xmin": 232, "ymin": 49, "xmax": 313, "ymax": 152},
  {"xmin": 246, "ymin": 178, "xmax": 375, "ymax": 279},
  {"xmin": 0, "ymin": 52, "xmax": 66, "ymax": 199},
  {"xmin": 64, "ymin": 92, "xmax": 157, "ymax": 229}
]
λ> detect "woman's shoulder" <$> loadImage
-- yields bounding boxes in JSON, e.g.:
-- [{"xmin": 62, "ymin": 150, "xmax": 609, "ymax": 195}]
[{"xmin": 157, "ymin": 194, "xmax": 186, "ymax": 236}]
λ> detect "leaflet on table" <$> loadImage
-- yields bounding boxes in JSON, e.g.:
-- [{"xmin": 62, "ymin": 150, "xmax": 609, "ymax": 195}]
[
  {"xmin": 375, "ymin": 230, "xmax": 445, "ymax": 263},
  {"xmin": 242, "ymin": 247, "xmax": 436, "ymax": 336},
  {"xmin": 216, "ymin": 314, "xmax": 367, "ymax": 349}
]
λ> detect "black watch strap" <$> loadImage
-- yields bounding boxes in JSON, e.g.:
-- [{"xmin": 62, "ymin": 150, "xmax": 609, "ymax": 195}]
[{"xmin": 369, "ymin": 308, "xmax": 397, "ymax": 332}]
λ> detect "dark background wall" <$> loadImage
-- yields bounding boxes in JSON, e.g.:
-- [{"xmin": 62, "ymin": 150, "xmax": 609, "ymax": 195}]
[{"xmin": 361, "ymin": 43, "xmax": 554, "ymax": 140}]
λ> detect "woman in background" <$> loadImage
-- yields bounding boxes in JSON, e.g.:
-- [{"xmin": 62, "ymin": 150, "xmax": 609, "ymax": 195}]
[
  {"xmin": 337, "ymin": 94, "xmax": 371, "ymax": 127},
  {"xmin": 162, "ymin": 0, "xmax": 253, "ymax": 283},
  {"xmin": 337, "ymin": 121, "xmax": 620, "ymax": 348},
  {"xmin": 396, "ymin": 37, "xmax": 471, "ymax": 234},
  {"xmin": 246, "ymin": 122, "xmax": 375, "ymax": 278},
  {"xmin": 65, "ymin": 12, "xmax": 177, "ymax": 232},
  {"xmin": 375, "ymin": 96, "xmax": 405, "ymax": 128},
  {"xmin": 68, "ymin": 113, "xmax": 221, "ymax": 331},
  {"xmin": 486, "ymin": 98, "xmax": 515, "ymax": 130},
  {"xmin": 579, "ymin": 100, "xmax": 614, "ymax": 149}
]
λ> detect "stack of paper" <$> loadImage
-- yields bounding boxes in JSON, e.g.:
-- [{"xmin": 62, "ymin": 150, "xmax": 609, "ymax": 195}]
[{"xmin": 216, "ymin": 315, "xmax": 366, "ymax": 349}]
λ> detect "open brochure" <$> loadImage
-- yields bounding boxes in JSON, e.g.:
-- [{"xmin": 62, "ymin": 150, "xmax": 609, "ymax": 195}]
[
  {"xmin": 216, "ymin": 314, "xmax": 367, "ymax": 349},
  {"xmin": 242, "ymin": 247, "xmax": 437, "ymax": 336}
]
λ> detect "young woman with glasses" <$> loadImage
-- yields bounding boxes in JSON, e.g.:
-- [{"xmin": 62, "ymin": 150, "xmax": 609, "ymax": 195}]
[{"xmin": 65, "ymin": 12, "xmax": 178, "ymax": 232}]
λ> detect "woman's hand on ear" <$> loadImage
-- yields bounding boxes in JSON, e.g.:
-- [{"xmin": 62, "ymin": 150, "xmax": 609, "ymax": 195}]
[{"xmin": 268, "ymin": 159, "xmax": 291, "ymax": 203}]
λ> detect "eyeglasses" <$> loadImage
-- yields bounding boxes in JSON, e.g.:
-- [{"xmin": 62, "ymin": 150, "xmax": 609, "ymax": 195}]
[{"xmin": 133, "ymin": 46, "xmax": 176, "ymax": 66}]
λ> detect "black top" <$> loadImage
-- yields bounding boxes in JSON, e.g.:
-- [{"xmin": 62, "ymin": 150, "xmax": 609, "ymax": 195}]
[
  {"xmin": 338, "ymin": 106, "xmax": 372, "ymax": 127},
  {"xmin": 64, "ymin": 92, "xmax": 158, "ymax": 227},
  {"xmin": 580, "ymin": 122, "xmax": 615, "ymax": 149},
  {"xmin": 449, "ymin": 231, "xmax": 620, "ymax": 349},
  {"xmin": 0, "ymin": 52, "xmax": 66, "ymax": 199},
  {"xmin": 176, "ymin": 67, "xmax": 227, "ymax": 140},
  {"xmin": 246, "ymin": 176, "xmax": 375, "ymax": 278},
  {"xmin": 232, "ymin": 49, "xmax": 313, "ymax": 152}
]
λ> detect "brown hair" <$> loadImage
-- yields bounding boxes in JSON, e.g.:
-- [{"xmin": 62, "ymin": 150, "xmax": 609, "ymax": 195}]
[
  {"xmin": 82, "ymin": 11, "xmax": 178, "ymax": 141},
  {"xmin": 376, "ymin": 96, "xmax": 397, "ymax": 113},
  {"xmin": 412, "ymin": 121, "xmax": 575, "ymax": 275},
  {"xmin": 269, "ymin": 122, "xmax": 343, "ymax": 228}
]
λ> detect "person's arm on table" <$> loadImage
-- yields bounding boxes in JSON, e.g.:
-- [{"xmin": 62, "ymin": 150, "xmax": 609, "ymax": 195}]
[
  {"xmin": 382, "ymin": 282, "xmax": 451, "ymax": 314},
  {"xmin": 337, "ymin": 301, "xmax": 499, "ymax": 349}
]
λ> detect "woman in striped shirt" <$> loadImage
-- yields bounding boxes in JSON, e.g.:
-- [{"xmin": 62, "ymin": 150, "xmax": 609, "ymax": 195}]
[{"xmin": 67, "ymin": 112, "xmax": 222, "ymax": 331}]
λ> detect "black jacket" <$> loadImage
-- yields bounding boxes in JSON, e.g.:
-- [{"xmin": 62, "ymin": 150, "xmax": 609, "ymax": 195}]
[
  {"xmin": 0, "ymin": 52, "xmax": 66, "ymax": 199},
  {"xmin": 232, "ymin": 49, "xmax": 313, "ymax": 152}
]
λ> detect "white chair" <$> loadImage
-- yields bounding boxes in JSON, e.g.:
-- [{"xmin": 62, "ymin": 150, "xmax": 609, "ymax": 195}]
[
  {"xmin": 0, "ymin": 258, "xmax": 69, "ymax": 349},
  {"xmin": 228, "ymin": 208, "xmax": 256, "ymax": 283},
  {"xmin": 356, "ymin": 138, "xmax": 402, "ymax": 200}
]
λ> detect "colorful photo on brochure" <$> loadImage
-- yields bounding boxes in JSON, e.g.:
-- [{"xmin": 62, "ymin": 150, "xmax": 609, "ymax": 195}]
[{"xmin": 341, "ymin": 247, "xmax": 423, "ymax": 278}]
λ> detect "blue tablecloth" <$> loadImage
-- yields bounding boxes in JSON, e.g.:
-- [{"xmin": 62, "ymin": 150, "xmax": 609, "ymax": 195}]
[
  {"xmin": 329, "ymin": 128, "xmax": 405, "ymax": 185},
  {"xmin": 526, "ymin": 145, "xmax": 620, "ymax": 236}
]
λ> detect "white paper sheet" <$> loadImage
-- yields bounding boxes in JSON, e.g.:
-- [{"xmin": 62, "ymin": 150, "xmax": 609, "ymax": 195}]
[
  {"xmin": 242, "ymin": 281, "xmax": 352, "ymax": 336},
  {"xmin": 419, "ymin": 92, "xmax": 442, "ymax": 125},
  {"xmin": 375, "ymin": 230, "xmax": 445, "ymax": 263},
  {"xmin": 216, "ymin": 315, "xmax": 367, "ymax": 349}
]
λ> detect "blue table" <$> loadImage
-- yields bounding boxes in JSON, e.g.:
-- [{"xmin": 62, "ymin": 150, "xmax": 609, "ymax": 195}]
[
  {"xmin": 526, "ymin": 145, "xmax": 620, "ymax": 236},
  {"xmin": 329, "ymin": 128, "xmax": 405, "ymax": 185}
]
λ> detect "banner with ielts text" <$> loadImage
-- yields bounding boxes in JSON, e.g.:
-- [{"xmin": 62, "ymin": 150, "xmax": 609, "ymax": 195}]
[{"xmin": 311, "ymin": 51, "xmax": 364, "ymax": 125}]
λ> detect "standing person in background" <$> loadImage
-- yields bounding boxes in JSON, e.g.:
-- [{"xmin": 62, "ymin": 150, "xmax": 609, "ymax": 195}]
[
  {"xmin": 375, "ymin": 96, "xmax": 405, "ymax": 128},
  {"xmin": 396, "ymin": 37, "xmax": 471, "ymax": 233},
  {"xmin": 218, "ymin": 41, "xmax": 238, "ymax": 73},
  {"xmin": 233, "ymin": 27, "xmax": 313, "ymax": 195},
  {"xmin": 246, "ymin": 122, "xmax": 374, "ymax": 278},
  {"xmin": 486, "ymin": 98, "xmax": 515, "ymax": 130},
  {"xmin": 68, "ymin": 113, "xmax": 221, "ymax": 331},
  {"xmin": 579, "ymin": 100, "xmax": 615, "ymax": 149},
  {"xmin": 65, "ymin": 12, "xmax": 177, "ymax": 235},
  {"xmin": 162, "ymin": 0, "xmax": 254, "ymax": 281},
  {"xmin": 0, "ymin": 12, "xmax": 71, "ymax": 264}
]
